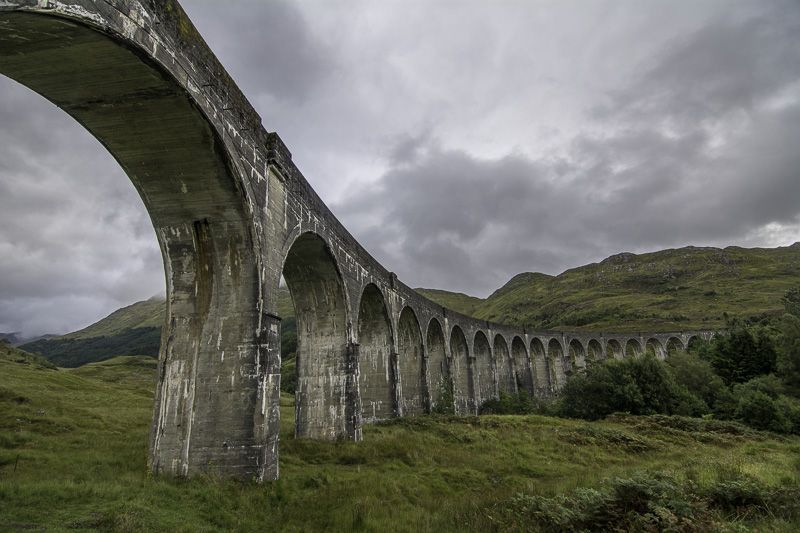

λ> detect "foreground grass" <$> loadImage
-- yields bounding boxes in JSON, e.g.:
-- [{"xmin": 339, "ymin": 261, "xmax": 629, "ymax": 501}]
[{"xmin": 1, "ymin": 352, "xmax": 800, "ymax": 531}]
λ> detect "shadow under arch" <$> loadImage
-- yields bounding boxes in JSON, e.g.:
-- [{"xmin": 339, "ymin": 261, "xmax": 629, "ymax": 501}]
[
  {"xmin": 494, "ymin": 334, "xmax": 515, "ymax": 395},
  {"xmin": 357, "ymin": 283, "xmax": 395, "ymax": 423},
  {"xmin": 282, "ymin": 232, "xmax": 358, "ymax": 440},
  {"xmin": 530, "ymin": 338, "xmax": 550, "ymax": 394},
  {"xmin": 0, "ymin": 11, "xmax": 270, "ymax": 480},
  {"xmin": 449, "ymin": 325, "xmax": 472, "ymax": 415},
  {"xmin": 511, "ymin": 336, "xmax": 533, "ymax": 394},
  {"xmin": 425, "ymin": 317, "xmax": 450, "ymax": 412},
  {"xmin": 547, "ymin": 338, "xmax": 565, "ymax": 388},
  {"xmin": 473, "ymin": 330, "xmax": 494, "ymax": 406},
  {"xmin": 587, "ymin": 339, "xmax": 604, "ymax": 363},
  {"xmin": 397, "ymin": 306, "xmax": 424, "ymax": 416}
]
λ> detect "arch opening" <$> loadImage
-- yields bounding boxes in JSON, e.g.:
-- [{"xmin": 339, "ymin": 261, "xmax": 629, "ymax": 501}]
[
  {"xmin": 426, "ymin": 318, "xmax": 450, "ymax": 413},
  {"xmin": 356, "ymin": 284, "xmax": 395, "ymax": 423},
  {"xmin": 512, "ymin": 336, "xmax": 533, "ymax": 395},
  {"xmin": 666, "ymin": 337, "xmax": 684, "ymax": 356},
  {"xmin": 397, "ymin": 306, "xmax": 424, "ymax": 416},
  {"xmin": 547, "ymin": 338, "xmax": 566, "ymax": 389},
  {"xmin": 607, "ymin": 339, "xmax": 623, "ymax": 360},
  {"xmin": 449, "ymin": 326, "xmax": 472, "ymax": 415},
  {"xmin": 0, "ymin": 12, "xmax": 269, "ymax": 479},
  {"xmin": 474, "ymin": 331, "xmax": 495, "ymax": 405},
  {"xmin": 567, "ymin": 339, "xmax": 586, "ymax": 375},
  {"xmin": 283, "ymin": 233, "xmax": 354, "ymax": 440},
  {"xmin": 625, "ymin": 339, "xmax": 642, "ymax": 359},
  {"xmin": 645, "ymin": 338, "xmax": 665, "ymax": 360},
  {"xmin": 494, "ymin": 334, "xmax": 515, "ymax": 395},
  {"xmin": 587, "ymin": 339, "xmax": 604, "ymax": 363},
  {"xmin": 530, "ymin": 338, "xmax": 550, "ymax": 395}
]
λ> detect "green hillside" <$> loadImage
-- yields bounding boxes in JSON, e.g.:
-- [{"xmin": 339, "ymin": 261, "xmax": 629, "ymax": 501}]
[
  {"xmin": 1, "ymin": 343, "xmax": 799, "ymax": 530},
  {"xmin": 420, "ymin": 244, "xmax": 800, "ymax": 332}
]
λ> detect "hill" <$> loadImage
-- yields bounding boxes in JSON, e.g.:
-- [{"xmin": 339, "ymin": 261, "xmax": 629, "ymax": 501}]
[
  {"xmin": 420, "ymin": 244, "xmax": 800, "ymax": 332},
  {"xmin": 1, "ymin": 342, "xmax": 799, "ymax": 530}
]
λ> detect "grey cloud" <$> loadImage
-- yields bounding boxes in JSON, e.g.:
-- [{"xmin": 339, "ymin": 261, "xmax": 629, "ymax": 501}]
[{"xmin": 182, "ymin": 0, "xmax": 334, "ymax": 104}]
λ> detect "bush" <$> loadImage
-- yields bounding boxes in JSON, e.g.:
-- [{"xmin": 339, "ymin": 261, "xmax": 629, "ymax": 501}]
[
  {"xmin": 734, "ymin": 389, "xmax": 790, "ymax": 433},
  {"xmin": 666, "ymin": 351, "xmax": 734, "ymax": 417},
  {"xmin": 557, "ymin": 355, "xmax": 705, "ymax": 420},
  {"xmin": 480, "ymin": 391, "xmax": 536, "ymax": 414}
]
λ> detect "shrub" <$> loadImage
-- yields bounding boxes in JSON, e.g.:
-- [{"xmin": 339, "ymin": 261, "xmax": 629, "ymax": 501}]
[
  {"xmin": 734, "ymin": 389, "xmax": 790, "ymax": 433},
  {"xmin": 480, "ymin": 391, "xmax": 535, "ymax": 414}
]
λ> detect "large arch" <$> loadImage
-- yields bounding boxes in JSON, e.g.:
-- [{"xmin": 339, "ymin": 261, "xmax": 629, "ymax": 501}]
[
  {"xmin": 0, "ymin": 11, "xmax": 273, "ymax": 480},
  {"xmin": 587, "ymin": 339, "xmax": 604, "ymax": 363},
  {"xmin": 426, "ymin": 318, "xmax": 450, "ymax": 412},
  {"xmin": 625, "ymin": 338, "xmax": 642, "ymax": 359},
  {"xmin": 607, "ymin": 339, "xmax": 623, "ymax": 360},
  {"xmin": 512, "ymin": 336, "xmax": 533, "ymax": 395},
  {"xmin": 284, "ymin": 233, "xmax": 354, "ymax": 441},
  {"xmin": 449, "ymin": 325, "xmax": 472, "ymax": 415},
  {"xmin": 494, "ymin": 334, "xmax": 516, "ymax": 395},
  {"xmin": 547, "ymin": 338, "xmax": 566, "ymax": 389},
  {"xmin": 397, "ymin": 306, "xmax": 425, "ymax": 416},
  {"xmin": 645, "ymin": 338, "xmax": 665, "ymax": 360},
  {"xmin": 357, "ymin": 284, "xmax": 395, "ymax": 423},
  {"xmin": 567, "ymin": 339, "xmax": 586, "ymax": 374},
  {"xmin": 474, "ymin": 331, "xmax": 495, "ymax": 405},
  {"xmin": 530, "ymin": 338, "xmax": 550, "ymax": 394}
]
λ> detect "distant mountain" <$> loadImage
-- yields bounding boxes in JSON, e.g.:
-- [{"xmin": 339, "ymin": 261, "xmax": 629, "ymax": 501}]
[{"xmin": 418, "ymin": 244, "xmax": 800, "ymax": 332}]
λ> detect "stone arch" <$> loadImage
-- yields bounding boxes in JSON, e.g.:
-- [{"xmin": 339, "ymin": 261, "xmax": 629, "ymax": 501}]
[
  {"xmin": 645, "ymin": 338, "xmax": 665, "ymax": 360},
  {"xmin": 625, "ymin": 338, "xmax": 642, "ymax": 359},
  {"xmin": 449, "ymin": 325, "xmax": 472, "ymax": 415},
  {"xmin": 587, "ymin": 339, "xmax": 604, "ymax": 363},
  {"xmin": 0, "ymin": 11, "xmax": 276, "ymax": 479},
  {"xmin": 687, "ymin": 335, "xmax": 702, "ymax": 352},
  {"xmin": 356, "ymin": 283, "xmax": 395, "ymax": 423},
  {"xmin": 426, "ymin": 318, "xmax": 450, "ymax": 412},
  {"xmin": 606, "ymin": 339, "xmax": 623, "ymax": 360},
  {"xmin": 530, "ymin": 338, "xmax": 550, "ymax": 394},
  {"xmin": 567, "ymin": 339, "xmax": 586, "ymax": 374},
  {"xmin": 474, "ymin": 331, "xmax": 495, "ymax": 405},
  {"xmin": 512, "ymin": 336, "xmax": 534, "ymax": 395},
  {"xmin": 284, "ymin": 233, "xmax": 354, "ymax": 441},
  {"xmin": 547, "ymin": 338, "xmax": 566, "ymax": 389},
  {"xmin": 494, "ymin": 334, "xmax": 515, "ymax": 395},
  {"xmin": 666, "ymin": 337, "xmax": 684, "ymax": 356},
  {"xmin": 397, "ymin": 306, "xmax": 424, "ymax": 416}
]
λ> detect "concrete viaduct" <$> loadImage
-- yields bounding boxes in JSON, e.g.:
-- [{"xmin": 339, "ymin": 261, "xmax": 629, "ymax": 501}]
[{"xmin": 0, "ymin": 1, "xmax": 714, "ymax": 482}]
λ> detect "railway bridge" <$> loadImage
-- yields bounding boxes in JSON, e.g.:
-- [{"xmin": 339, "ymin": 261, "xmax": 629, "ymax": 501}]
[{"xmin": 0, "ymin": 0, "xmax": 714, "ymax": 481}]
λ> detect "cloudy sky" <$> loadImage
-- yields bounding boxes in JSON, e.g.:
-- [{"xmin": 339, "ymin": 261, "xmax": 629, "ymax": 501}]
[{"xmin": 1, "ymin": 0, "xmax": 799, "ymax": 337}]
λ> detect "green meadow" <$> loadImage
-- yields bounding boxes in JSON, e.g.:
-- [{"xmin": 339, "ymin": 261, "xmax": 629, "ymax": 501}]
[{"xmin": 2, "ymin": 345, "xmax": 799, "ymax": 531}]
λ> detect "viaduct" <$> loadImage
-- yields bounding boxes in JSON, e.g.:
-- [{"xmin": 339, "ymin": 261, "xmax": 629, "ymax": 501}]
[{"xmin": 0, "ymin": 1, "xmax": 713, "ymax": 481}]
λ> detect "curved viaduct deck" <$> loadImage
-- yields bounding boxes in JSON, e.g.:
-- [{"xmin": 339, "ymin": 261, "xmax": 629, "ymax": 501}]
[{"xmin": 0, "ymin": 0, "xmax": 714, "ymax": 481}]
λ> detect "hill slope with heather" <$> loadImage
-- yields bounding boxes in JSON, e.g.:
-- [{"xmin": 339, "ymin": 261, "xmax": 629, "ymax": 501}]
[{"xmin": 418, "ymin": 244, "xmax": 800, "ymax": 332}]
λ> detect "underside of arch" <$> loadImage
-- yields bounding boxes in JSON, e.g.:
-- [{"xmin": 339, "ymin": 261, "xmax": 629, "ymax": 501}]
[
  {"xmin": 450, "ymin": 326, "xmax": 472, "ymax": 415},
  {"xmin": 284, "ymin": 233, "xmax": 358, "ymax": 440},
  {"xmin": 0, "ymin": 11, "xmax": 275, "ymax": 480},
  {"xmin": 494, "ymin": 334, "xmax": 515, "ymax": 395},
  {"xmin": 426, "ymin": 318, "xmax": 450, "ymax": 412},
  {"xmin": 397, "ymin": 307, "xmax": 424, "ymax": 416},
  {"xmin": 512, "ymin": 336, "xmax": 533, "ymax": 395},
  {"xmin": 530, "ymin": 338, "xmax": 550, "ymax": 395},
  {"xmin": 548, "ymin": 339, "xmax": 566, "ymax": 389},
  {"xmin": 357, "ymin": 284, "xmax": 395, "ymax": 422},
  {"xmin": 474, "ymin": 331, "xmax": 494, "ymax": 405}
]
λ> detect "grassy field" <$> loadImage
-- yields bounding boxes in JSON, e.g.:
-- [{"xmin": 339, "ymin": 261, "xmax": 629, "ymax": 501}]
[{"xmin": 2, "ymin": 347, "xmax": 800, "ymax": 531}]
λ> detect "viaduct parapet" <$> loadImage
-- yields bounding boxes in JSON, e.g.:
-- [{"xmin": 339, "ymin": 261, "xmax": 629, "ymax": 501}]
[{"xmin": 0, "ymin": 1, "xmax": 715, "ymax": 481}]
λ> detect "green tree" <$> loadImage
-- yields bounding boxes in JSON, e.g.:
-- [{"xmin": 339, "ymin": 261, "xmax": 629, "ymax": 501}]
[
  {"xmin": 781, "ymin": 287, "xmax": 800, "ymax": 317},
  {"xmin": 777, "ymin": 313, "xmax": 800, "ymax": 390},
  {"xmin": 700, "ymin": 323, "xmax": 776, "ymax": 384}
]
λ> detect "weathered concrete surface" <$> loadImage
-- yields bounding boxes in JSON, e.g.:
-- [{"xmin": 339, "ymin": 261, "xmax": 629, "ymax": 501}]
[{"xmin": 0, "ymin": 0, "xmax": 716, "ymax": 481}]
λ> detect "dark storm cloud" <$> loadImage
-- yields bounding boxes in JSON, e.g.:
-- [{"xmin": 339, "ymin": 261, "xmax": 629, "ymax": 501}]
[
  {"xmin": 1, "ymin": 0, "xmax": 799, "ymax": 336},
  {"xmin": 333, "ymin": 4, "xmax": 800, "ymax": 296},
  {"xmin": 181, "ymin": 0, "xmax": 334, "ymax": 104}
]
